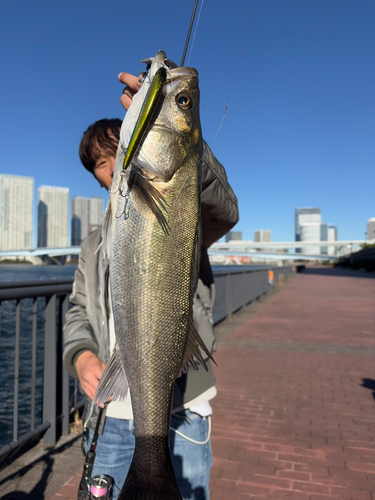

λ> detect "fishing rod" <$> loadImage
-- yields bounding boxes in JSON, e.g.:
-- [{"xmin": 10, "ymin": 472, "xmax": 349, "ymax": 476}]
[
  {"xmin": 180, "ymin": 0, "xmax": 200, "ymax": 67},
  {"xmin": 77, "ymin": 406, "xmax": 113, "ymax": 500}
]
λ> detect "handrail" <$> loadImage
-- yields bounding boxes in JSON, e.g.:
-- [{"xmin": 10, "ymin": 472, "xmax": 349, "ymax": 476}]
[{"xmin": 0, "ymin": 279, "xmax": 73, "ymax": 300}]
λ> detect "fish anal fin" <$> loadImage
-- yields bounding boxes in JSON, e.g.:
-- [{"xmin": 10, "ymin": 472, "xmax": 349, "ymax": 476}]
[
  {"xmin": 129, "ymin": 170, "xmax": 170, "ymax": 236},
  {"xmin": 94, "ymin": 344, "xmax": 128, "ymax": 407},
  {"xmin": 179, "ymin": 315, "xmax": 215, "ymax": 377}
]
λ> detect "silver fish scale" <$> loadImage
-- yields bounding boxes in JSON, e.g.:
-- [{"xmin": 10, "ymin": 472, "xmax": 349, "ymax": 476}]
[{"xmin": 110, "ymin": 158, "xmax": 201, "ymax": 478}]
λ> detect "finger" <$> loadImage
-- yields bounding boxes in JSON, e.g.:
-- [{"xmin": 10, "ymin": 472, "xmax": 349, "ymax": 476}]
[
  {"xmin": 90, "ymin": 362, "xmax": 106, "ymax": 380},
  {"xmin": 81, "ymin": 380, "xmax": 96, "ymax": 401},
  {"xmin": 118, "ymin": 72, "xmax": 142, "ymax": 92},
  {"xmin": 81, "ymin": 364, "xmax": 105, "ymax": 397},
  {"xmin": 123, "ymin": 86, "xmax": 136, "ymax": 100},
  {"xmin": 83, "ymin": 372, "xmax": 100, "ymax": 391},
  {"xmin": 120, "ymin": 93, "xmax": 134, "ymax": 111}
]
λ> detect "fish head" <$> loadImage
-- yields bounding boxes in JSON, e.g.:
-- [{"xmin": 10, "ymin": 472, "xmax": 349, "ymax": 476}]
[
  {"xmin": 119, "ymin": 52, "xmax": 202, "ymax": 182},
  {"xmin": 137, "ymin": 67, "xmax": 202, "ymax": 180}
]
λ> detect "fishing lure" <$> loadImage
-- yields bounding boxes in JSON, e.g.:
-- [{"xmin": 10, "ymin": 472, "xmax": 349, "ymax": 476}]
[{"xmin": 122, "ymin": 66, "xmax": 167, "ymax": 170}]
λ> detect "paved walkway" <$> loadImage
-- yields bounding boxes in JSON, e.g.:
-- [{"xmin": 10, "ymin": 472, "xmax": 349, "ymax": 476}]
[
  {"xmin": 210, "ymin": 268, "xmax": 375, "ymax": 500},
  {"xmin": 1, "ymin": 267, "xmax": 374, "ymax": 499}
]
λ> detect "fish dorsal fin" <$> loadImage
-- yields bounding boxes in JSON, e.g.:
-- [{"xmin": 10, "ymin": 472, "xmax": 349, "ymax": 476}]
[
  {"xmin": 129, "ymin": 170, "xmax": 170, "ymax": 236},
  {"xmin": 94, "ymin": 343, "xmax": 128, "ymax": 406},
  {"xmin": 179, "ymin": 314, "xmax": 215, "ymax": 376}
]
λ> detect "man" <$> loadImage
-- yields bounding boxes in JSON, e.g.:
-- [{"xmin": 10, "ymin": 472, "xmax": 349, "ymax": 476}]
[{"xmin": 63, "ymin": 71, "xmax": 239, "ymax": 499}]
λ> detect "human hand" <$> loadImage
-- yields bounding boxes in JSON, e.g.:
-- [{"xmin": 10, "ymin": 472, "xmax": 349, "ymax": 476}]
[
  {"xmin": 75, "ymin": 351, "xmax": 106, "ymax": 402},
  {"xmin": 118, "ymin": 72, "xmax": 143, "ymax": 110}
]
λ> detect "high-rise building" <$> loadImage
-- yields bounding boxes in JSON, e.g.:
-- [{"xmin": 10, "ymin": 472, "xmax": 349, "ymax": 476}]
[
  {"xmin": 225, "ymin": 231, "xmax": 242, "ymax": 242},
  {"xmin": 254, "ymin": 230, "xmax": 271, "ymax": 242},
  {"xmin": 320, "ymin": 223, "xmax": 328, "ymax": 254},
  {"xmin": 89, "ymin": 197, "xmax": 104, "ymax": 234},
  {"xmin": 38, "ymin": 186, "xmax": 69, "ymax": 248},
  {"xmin": 71, "ymin": 197, "xmax": 90, "ymax": 246},
  {"xmin": 0, "ymin": 174, "xmax": 34, "ymax": 251},
  {"xmin": 299, "ymin": 223, "xmax": 321, "ymax": 254},
  {"xmin": 367, "ymin": 218, "xmax": 375, "ymax": 241},
  {"xmin": 71, "ymin": 196, "xmax": 104, "ymax": 245},
  {"xmin": 295, "ymin": 207, "xmax": 321, "ymax": 254},
  {"xmin": 327, "ymin": 225, "xmax": 337, "ymax": 255}
]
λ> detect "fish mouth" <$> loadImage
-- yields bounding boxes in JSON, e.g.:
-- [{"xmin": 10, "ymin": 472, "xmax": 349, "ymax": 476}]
[
  {"xmin": 166, "ymin": 67, "xmax": 198, "ymax": 82},
  {"xmin": 164, "ymin": 67, "xmax": 198, "ymax": 93},
  {"xmin": 150, "ymin": 123, "xmax": 173, "ymax": 134}
]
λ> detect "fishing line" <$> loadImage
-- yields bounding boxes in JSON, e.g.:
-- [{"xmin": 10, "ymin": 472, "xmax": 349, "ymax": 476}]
[
  {"xmin": 181, "ymin": 0, "xmax": 200, "ymax": 66},
  {"xmin": 186, "ymin": 0, "xmax": 205, "ymax": 67},
  {"xmin": 210, "ymin": 0, "xmax": 258, "ymax": 145}
]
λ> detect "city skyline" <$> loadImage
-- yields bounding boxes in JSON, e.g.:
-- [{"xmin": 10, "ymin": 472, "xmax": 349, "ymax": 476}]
[
  {"xmin": 0, "ymin": 173, "xmax": 372, "ymax": 251},
  {"xmin": 0, "ymin": 173, "xmax": 106, "ymax": 250}
]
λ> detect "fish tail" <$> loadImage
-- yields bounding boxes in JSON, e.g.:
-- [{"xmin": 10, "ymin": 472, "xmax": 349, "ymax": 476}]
[{"xmin": 118, "ymin": 460, "xmax": 182, "ymax": 500}]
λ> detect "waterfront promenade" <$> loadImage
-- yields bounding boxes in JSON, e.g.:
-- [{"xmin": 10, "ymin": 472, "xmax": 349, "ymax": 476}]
[{"xmin": 0, "ymin": 267, "xmax": 374, "ymax": 499}]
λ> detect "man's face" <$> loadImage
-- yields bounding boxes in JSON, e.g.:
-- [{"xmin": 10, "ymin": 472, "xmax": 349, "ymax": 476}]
[{"xmin": 93, "ymin": 148, "xmax": 116, "ymax": 190}]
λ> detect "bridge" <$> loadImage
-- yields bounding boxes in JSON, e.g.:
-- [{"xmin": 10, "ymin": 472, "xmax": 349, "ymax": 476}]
[
  {"xmin": 208, "ymin": 239, "xmax": 372, "ymax": 263},
  {"xmin": 0, "ymin": 239, "xmax": 372, "ymax": 263}
]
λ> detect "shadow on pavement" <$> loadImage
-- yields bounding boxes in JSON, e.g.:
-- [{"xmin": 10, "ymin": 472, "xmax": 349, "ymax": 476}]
[
  {"xmin": 302, "ymin": 267, "xmax": 375, "ymax": 279},
  {"xmin": 0, "ymin": 456, "xmax": 53, "ymax": 499},
  {"xmin": 0, "ymin": 434, "xmax": 81, "ymax": 500},
  {"xmin": 361, "ymin": 378, "xmax": 375, "ymax": 401}
]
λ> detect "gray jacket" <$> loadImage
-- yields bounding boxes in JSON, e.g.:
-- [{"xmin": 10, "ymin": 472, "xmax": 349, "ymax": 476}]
[{"xmin": 63, "ymin": 141, "xmax": 239, "ymax": 424}]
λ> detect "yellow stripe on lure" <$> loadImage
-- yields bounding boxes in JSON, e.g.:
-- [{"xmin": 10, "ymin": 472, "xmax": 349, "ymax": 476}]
[{"xmin": 122, "ymin": 66, "xmax": 167, "ymax": 170}]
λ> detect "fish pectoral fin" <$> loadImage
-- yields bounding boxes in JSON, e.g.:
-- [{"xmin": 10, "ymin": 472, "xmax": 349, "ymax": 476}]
[
  {"xmin": 129, "ymin": 171, "xmax": 170, "ymax": 236},
  {"xmin": 179, "ymin": 316, "xmax": 216, "ymax": 376},
  {"xmin": 93, "ymin": 344, "xmax": 128, "ymax": 406}
]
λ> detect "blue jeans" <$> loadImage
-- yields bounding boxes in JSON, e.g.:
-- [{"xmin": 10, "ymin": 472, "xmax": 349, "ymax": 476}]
[{"xmin": 86, "ymin": 410, "xmax": 213, "ymax": 499}]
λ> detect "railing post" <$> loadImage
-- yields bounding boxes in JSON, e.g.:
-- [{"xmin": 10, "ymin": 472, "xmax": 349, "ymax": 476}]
[
  {"xmin": 13, "ymin": 300, "xmax": 21, "ymax": 442},
  {"xmin": 43, "ymin": 294, "xmax": 57, "ymax": 445},
  {"xmin": 225, "ymin": 273, "xmax": 232, "ymax": 320},
  {"xmin": 31, "ymin": 298, "xmax": 37, "ymax": 431},
  {"xmin": 61, "ymin": 294, "xmax": 70, "ymax": 435}
]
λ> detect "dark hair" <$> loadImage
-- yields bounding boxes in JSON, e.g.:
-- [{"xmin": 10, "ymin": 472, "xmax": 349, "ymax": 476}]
[{"xmin": 79, "ymin": 118, "xmax": 122, "ymax": 173}]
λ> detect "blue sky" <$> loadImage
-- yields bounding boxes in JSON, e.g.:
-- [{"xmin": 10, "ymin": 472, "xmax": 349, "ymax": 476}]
[{"xmin": 1, "ymin": 0, "xmax": 374, "ymax": 245}]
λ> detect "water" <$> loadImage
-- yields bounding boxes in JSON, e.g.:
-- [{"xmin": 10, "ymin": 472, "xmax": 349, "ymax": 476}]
[{"xmin": 0, "ymin": 265, "xmax": 77, "ymax": 449}]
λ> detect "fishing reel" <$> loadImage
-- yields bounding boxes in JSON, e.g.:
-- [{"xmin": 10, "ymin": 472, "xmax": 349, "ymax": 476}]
[
  {"xmin": 78, "ymin": 474, "xmax": 113, "ymax": 500},
  {"xmin": 77, "ymin": 407, "xmax": 114, "ymax": 500}
]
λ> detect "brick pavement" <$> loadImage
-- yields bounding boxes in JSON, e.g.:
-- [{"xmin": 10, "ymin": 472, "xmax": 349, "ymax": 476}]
[
  {"xmin": 210, "ymin": 268, "xmax": 375, "ymax": 500},
  {"xmin": 13, "ymin": 266, "xmax": 374, "ymax": 500}
]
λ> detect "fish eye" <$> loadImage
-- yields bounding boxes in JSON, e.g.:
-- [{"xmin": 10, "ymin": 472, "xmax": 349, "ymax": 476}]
[{"xmin": 176, "ymin": 93, "xmax": 192, "ymax": 109}]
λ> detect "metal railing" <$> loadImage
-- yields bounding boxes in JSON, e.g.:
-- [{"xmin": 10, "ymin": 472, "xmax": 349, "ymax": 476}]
[
  {"xmin": 0, "ymin": 279, "xmax": 84, "ymax": 465},
  {"xmin": 212, "ymin": 265, "xmax": 296, "ymax": 323},
  {"xmin": 0, "ymin": 265, "xmax": 295, "ymax": 464}
]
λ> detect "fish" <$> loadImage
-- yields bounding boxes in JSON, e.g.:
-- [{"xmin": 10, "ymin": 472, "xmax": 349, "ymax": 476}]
[{"xmin": 94, "ymin": 50, "xmax": 212, "ymax": 500}]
